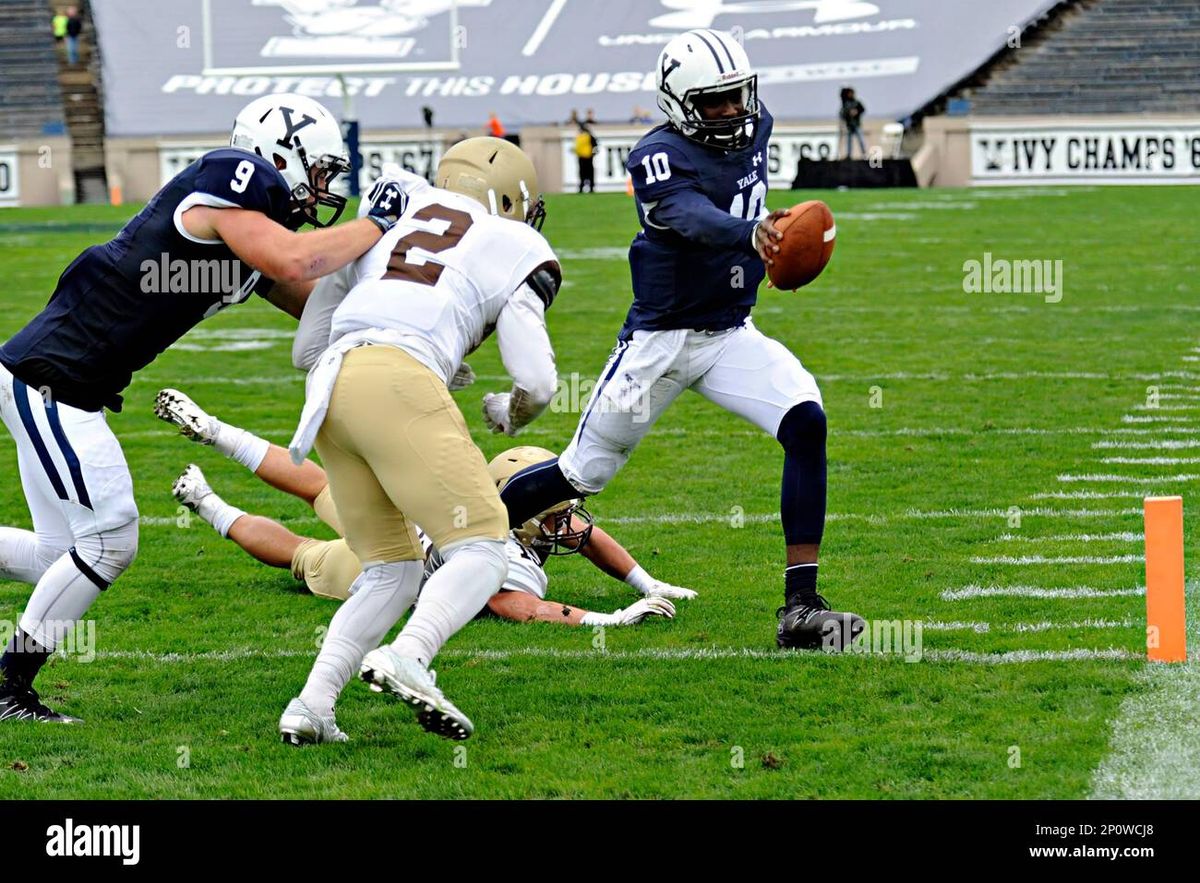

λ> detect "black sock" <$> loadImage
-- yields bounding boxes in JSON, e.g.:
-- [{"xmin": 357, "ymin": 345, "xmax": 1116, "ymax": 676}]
[
  {"xmin": 785, "ymin": 563, "xmax": 819, "ymax": 607},
  {"xmin": 498, "ymin": 457, "xmax": 584, "ymax": 528},
  {"xmin": 0, "ymin": 629, "xmax": 51, "ymax": 693},
  {"xmin": 777, "ymin": 401, "xmax": 827, "ymax": 547}
]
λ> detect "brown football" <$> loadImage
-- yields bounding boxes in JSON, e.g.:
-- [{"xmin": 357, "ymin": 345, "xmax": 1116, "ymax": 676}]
[{"xmin": 767, "ymin": 200, "xmax": 836, "ymax": 290}]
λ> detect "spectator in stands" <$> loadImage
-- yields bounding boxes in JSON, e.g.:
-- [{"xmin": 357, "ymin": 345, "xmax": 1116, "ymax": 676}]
[
  {"xmin": 574, "ymin": 123, "xmax": 598, "ymax": 193},
  {"xmin": 487, "ymin": 111, "xmax": 505, "ymax": 139},
  {"xmin": 566, "ymin": 109, "xmax": 580, "ymax": 126},
  {"xmin": 839, "ymin": 87, "xmax": 866, "ymax": 159},
  {"xmin": 65, "ymin": 6, "xmax": 82, "ymax": 65},
  {"xmin": 585, "ymin": 108, "xmax": 597, "ymax": 125},
  {"xmin": 630, "ymin": 105, "xmax": 654, "ymax": 124},
  {"xmin": 52, "ymin": 9, "xmax": 68, "ymax": 49}
]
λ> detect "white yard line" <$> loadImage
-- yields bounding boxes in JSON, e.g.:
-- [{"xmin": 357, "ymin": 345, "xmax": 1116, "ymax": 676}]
[
  {"xmin": 1093, "ymin": 439, "xmax": 1200, "ymax": 449},
  {"xmin": 90, "ymin": 645, "xmax": 1141, "ymax": 666},
  {"xmin": 992, "ymin": 532, "xmax": 1143, "ymax": 543},
  {"xmin": 970, "ymin": 554, "xmax": 1142, "ymax": 565},
  {"xmin": 941, "ymin": 585, "xmax": 1145, "ymax": 600},
  {"xmin": 1057, "ymin": 473, "xmax": 1200, "ymax": 483},
  {"xmin": 1099, "ymin": 456, "xmax": 1200, "ymax": 465}
]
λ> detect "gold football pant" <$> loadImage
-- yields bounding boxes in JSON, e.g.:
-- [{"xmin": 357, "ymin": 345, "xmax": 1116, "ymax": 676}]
[{"xmin": 312, "ymin": 344, "xmax": 507, "ymax": 570}]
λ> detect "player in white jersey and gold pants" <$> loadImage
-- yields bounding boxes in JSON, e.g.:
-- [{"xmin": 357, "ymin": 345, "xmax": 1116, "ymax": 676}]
[{"xmin": 280, "ymin": 138, "xmax": 564, "ymax": 744}]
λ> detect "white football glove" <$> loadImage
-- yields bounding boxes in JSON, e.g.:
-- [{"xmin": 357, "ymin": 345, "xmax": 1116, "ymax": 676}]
[
  {"xmin": 624, "ymin": 564, "xmax": 699, "ymax": 600},
  {"xmin": 482, "ymin": 391, "xmax": 515, "ymax": 435},
  {"xmin": 449, "ymin": 362, "xmax": 476, "ymax": 391},
  {"xmin": 583, "ymin": 597, "xmax": 676, "ymax": 627}
]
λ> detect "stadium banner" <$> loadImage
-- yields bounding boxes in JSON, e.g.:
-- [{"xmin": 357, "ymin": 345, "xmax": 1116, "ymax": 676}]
[
  {"xmin": 0, "ymin": 148, "xmax": 19, "ymax": 207},
  {"xmin": 971, "ymin": 122, "xmax": 1200, "ymax": 185},
  {"xmin": 561, "ymin": 126, "xmax": 840, "ymax": 192},
  {"xmin": 158, "ymin": 137, "xmax": 445, "ymax": 191},
  {"xmin": 90, "ymin": 0, "xmax": 1060, "ymax": 136}
]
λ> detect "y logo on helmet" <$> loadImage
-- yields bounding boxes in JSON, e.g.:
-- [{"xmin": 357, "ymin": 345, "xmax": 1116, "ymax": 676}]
[
  {"xmin": 276, "ymin": 106, "xmax": 318, "ymax": 149},
  {"xmin": 659, "ymin": 55, "xmax": 682, "ymax": 92}
]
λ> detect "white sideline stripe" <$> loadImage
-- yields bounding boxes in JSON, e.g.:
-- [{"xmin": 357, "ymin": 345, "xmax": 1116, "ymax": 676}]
[
  {"xmin": 1089, "ymin": 582, "xmax": 1200, "ymax": 798},
  {"xmin": 1130, "ymin": 404, "xmax": 1200, "ymax": 411},
  {"xmin": 1057, "ymin": 473, "xmax": 1200, "ymax": 483},
  {"xmin": 1100, "ymin": 456, "xmax": 1200, "ymax": 465},
  {"xmin": 941, "ymin": 585, "xmax": 1145, "ymax": 600},
  {"xmin": 90, "ymin": 646, "xmax": 1141, "ymax": 665},
  {"xmin": 1093, "ymin": 439, "xmax": 1200, "ymax": 449},
  {"xmin": 970, "ymin": 554, "xmax": 1142, "ymax": 565},
  {"xmin": 993, "ymin": 532, "xmax": 1143, "ymax": 543}
]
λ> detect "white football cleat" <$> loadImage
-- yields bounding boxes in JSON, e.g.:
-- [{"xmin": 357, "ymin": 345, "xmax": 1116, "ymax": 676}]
[
  {"xmin": 279, "ymin": 697, "xmax": 349, "ymax": 746},
  {"xmin": 360, "ymin": 646, "xmax": 474, "ymax": 740},
  {"xmin": 155, "ymin": 388, "xmax": 219, "ymax": 445},
  {"xmin": 172, "ymin": 464, "xmax": 213, "ymax": 512}
]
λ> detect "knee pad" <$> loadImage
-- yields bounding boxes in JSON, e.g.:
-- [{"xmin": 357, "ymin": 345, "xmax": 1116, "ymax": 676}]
[
  {"xmin": 777, "ymin": 401, "xmax": 827, "ymax": 453},
  {"xmin": 72, "ymin": 518, "xmax": 139, "ymax": 587}
]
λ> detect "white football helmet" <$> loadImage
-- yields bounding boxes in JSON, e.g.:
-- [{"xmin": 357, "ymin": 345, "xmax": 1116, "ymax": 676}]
[
  {"xmin": 656, "ymin": 28, "xmax": 759, "ymax": 151},
  {"xmin": 230, "ymin": 93, "xmax": 351, "ymax": 227}
]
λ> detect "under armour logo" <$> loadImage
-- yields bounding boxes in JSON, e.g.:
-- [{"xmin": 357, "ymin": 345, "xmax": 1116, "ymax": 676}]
[
  {"xmin": 276, "ymin": 106, "xmax": 318, "ymax": 149},
  {"xmin": 753, "ymin": 153, "xmax": 763, "ymax": 166}
]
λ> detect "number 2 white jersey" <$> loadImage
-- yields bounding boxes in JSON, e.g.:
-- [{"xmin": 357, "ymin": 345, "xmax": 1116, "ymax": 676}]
[{"xmin": 330, "ymin": 183, "xmax": 560, "ymax": 386}]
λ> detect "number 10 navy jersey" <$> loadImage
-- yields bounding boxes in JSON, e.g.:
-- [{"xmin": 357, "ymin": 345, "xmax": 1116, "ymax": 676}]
[
  {"xmin": 0, "ymin": 148, "xmax": 297, "ymax": 412},
  {"xmin": 621, "ymin": 104, "xmax": 774, "ymax": 338}
]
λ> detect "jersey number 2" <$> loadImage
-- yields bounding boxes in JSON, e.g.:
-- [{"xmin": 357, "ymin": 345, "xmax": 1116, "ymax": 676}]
[{"xmin": 384, "ymin": 204, "xmax": 474, "ymax": 286}]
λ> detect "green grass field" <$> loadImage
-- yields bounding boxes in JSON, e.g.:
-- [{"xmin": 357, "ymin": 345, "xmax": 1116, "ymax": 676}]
[{"xmin": 0, "ymin": 186, "xmax": 1196, "ymax": 799}]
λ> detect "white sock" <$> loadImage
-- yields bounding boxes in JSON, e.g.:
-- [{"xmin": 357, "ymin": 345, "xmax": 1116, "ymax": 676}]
[
  {"xmin": 195, "ymin": 490, "xmax": 246, "ymax": 539},
  {"xmin": 391, "ymin": 539, "xmax": 507, "ymax": 666},
  {"xmin": 299, "ymin": 560, "xmax": 423, "ymax": 716},
  {"xmin": 212, "ymin": 422, "xmax": 270, "ymax": 472}
]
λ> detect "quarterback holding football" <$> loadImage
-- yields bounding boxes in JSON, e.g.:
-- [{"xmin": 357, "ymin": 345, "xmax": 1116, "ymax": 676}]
[{"xmin": 496, "ymin": 29, "xmax": 865, "ymax": 652}]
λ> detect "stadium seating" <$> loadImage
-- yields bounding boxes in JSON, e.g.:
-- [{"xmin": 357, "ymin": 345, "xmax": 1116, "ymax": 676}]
[
  {"xmin": 965, "ymin": 0, "xmax": 1200, "ymax": 115},
  {"xmin": 0, "ymin": 0, "xmax": 66, "ymax": 139}
]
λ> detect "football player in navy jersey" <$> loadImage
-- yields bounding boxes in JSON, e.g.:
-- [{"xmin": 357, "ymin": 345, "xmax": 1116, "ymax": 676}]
[
  {"xmin": 0, "ymin": 93, "xmax": 405, "ymax": 723},
  {"xmin": 498, "ymin": 30, "xmax": 864, "ymax": 652}
]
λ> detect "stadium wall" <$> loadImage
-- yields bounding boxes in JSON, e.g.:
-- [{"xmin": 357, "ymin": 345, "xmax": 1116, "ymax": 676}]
[
  {"xmin": 100, "ymin": 115, "xmax": 1200, "ymax": 205},
  {"xmin": 0, "ymin": 139, "xmax": 75, "ymax": 208}
]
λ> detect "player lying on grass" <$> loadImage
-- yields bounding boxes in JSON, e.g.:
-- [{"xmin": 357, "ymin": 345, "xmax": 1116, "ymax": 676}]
[
  {"xmin": 496, "ymin": 29, "xmax": 864, "ymax": 653},
  {"xmin": 0, "ymin": 93, "xmax": 407, "ymax": 724},
  {"xmin": 156, "ymin": 390, "xmax": 691, "ymax": 625}
]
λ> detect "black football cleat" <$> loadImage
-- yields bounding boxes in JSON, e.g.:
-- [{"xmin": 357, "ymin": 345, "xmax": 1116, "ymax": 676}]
[
  {"xmin": 776, "ymin": 594, "xmax": 865, "ymax": 652},
  {"xmin": 0, "ymin": 686, "xmax": 83, "ymax": 723}
]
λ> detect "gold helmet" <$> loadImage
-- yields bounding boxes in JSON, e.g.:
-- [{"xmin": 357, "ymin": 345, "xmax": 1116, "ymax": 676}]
[
  {"xmin": 436, "ymin": 137, "xmax": 546, "ymax": 230},
  {"xmin": 488, "ymin": 446, "xmax": 593, "ymax": 556}
]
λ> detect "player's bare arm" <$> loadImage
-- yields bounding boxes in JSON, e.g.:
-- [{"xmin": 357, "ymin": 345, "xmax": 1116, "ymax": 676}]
[{"xmin": 180, "ymin": 207, "xmax": 383, "ymax": 285}]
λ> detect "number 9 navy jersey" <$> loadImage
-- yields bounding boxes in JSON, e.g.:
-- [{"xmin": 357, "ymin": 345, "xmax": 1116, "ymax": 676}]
[
  {"xmin": 0, "ymin": 149, "xmax": 297, "ymax": 412},
  {"xmin": 622, "ymin": 104, "xmax": 773, "ymax": 338}
]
